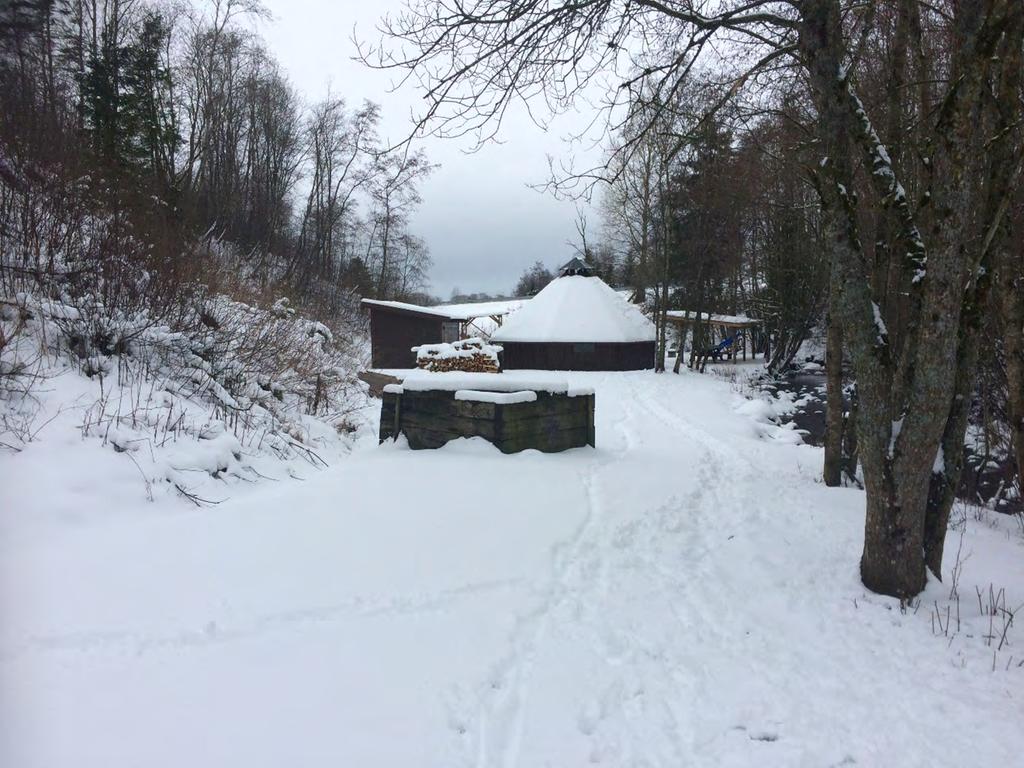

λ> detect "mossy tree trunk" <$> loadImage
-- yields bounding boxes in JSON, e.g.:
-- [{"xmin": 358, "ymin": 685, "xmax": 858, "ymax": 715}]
[{"xmin": 800, "ymin": 0, "xmax": 1021, "ymax": 598}]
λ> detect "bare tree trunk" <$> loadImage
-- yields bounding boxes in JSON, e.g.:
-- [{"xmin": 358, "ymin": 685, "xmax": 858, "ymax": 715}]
[
  {"xmin": 1003, "ymin": 261, "xmax": 1024, "ymax": 490},
  {"xmin": 843, "ymin": 385, "xmax": 860, "ymax": 484},
  {"xmin": 823, "ymin": 303, "xmax": 843, "ymax": 487},
  {"xmin": 1007, "ymin": 332, "xmax": 1024, "ymax": 493},
  {"xmin": 799, "ymin": 0, "xmax": 1019, "ymax": 598},
  {"xmin": 672, "ymin": 321, "xmax": 685, "ymax": 373},
  {"xmin": 801, "ymin": 0, "xmax": 927, "ymax": 597}
]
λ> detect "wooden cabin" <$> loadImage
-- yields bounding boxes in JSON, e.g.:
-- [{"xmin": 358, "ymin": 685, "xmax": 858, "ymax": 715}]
[
  {"xmin": 491, "ymin": 261, "xmax": 657, "ymax": 371},
  {"xmin": 362, "ymin": 298, "xmax": 520, "ymax": 369}
]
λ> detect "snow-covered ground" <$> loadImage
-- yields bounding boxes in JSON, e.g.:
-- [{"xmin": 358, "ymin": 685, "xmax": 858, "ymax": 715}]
[{"xmin": 2, "ymin": 368, "xmax": 1023, "ymax": 767}]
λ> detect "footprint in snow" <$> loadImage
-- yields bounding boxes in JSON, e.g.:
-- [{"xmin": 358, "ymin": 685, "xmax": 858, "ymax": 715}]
[{"xmin": 732, "ymin": 724, "xmax": 780, "ymax": 743}]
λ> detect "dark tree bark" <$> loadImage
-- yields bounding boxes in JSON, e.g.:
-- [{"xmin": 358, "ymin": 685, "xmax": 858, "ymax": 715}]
[
  {"xmin": 1004, "ymin": 282, "xmax": 1024, "ymax": 492},
  {"xmin": 799, "ymin": 0, "xmax": 1021, "ymax": 597},
  {"xmin": 823, "ymin": 303, "xmax": 843, "ymax": 487}
]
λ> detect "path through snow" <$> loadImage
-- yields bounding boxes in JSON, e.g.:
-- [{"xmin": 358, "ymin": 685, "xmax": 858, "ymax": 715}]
[{"xmin": 2, "ymin": 370, "xmax": 1022, "ymax": 767}]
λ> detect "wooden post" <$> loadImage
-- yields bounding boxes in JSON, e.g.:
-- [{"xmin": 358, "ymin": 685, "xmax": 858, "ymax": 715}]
[{"xmin": 393, "ymin": 393, "xmax": 402, "ymax": 441}]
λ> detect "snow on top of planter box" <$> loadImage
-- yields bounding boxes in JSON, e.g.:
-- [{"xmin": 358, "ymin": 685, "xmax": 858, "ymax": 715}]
[
  {"xmin": 400, "ymin": 370, "xmax": 569, "ymax": 393},
  {"xmin": 491, "ymin": 275, "xmax": 656, "ymax": 343},
  {"xmin": 454, "ymin": 389, "xmax": 538, "ymax": 404},
  {"xmin": 567, "ymin": 386, "xmax": 595, "ymax": 397}
]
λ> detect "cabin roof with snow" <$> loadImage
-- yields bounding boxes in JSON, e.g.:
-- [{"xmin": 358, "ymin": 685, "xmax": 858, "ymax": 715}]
[
  {"xmin": 361, "ymin": 297, "xmax": 520, "ymax": 322},
  {"xmin": 433, "ymin": 298, "xmax": 525, "ymax": 319},
  {"xmin": 491, "ymin": 275, "xmax": 656, "ymax": 344}
]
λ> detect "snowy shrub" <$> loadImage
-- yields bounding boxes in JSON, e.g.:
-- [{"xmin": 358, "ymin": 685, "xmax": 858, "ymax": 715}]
[{"xmin": 0, "ymin": 161, "xmax": 370, "ymax": 498}]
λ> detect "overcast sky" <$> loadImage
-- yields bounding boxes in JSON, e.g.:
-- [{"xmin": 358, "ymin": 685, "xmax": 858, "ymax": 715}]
[{"xmin": 257, "ymin": 0, "xmax": 602, "ymax": 299}]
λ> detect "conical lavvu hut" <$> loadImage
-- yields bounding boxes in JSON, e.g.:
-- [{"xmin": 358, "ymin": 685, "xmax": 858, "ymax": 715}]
[{"xmin": 492, "ymin": 262, "xmax": 656, "ymax": 370}]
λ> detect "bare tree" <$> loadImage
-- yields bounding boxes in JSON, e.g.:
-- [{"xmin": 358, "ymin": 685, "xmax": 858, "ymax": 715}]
[
  {"xmin": 366, "ymin": 147, "xmax": 434, "ymax": 299},
  {"xmin": 295, "ymin": 98, "xmax": 379, "ymax": 285}
]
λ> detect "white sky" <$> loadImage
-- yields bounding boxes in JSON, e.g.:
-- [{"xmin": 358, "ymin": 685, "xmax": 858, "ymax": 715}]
[{"xmin": 256, "ymin": 0, "xmax": 603, "ymax": 299}]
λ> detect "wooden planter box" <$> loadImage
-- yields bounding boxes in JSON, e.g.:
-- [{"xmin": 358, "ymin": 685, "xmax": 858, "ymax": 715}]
[{"xmin": 379, "ymin": 388, "xmax": 595, "ymax": 453}]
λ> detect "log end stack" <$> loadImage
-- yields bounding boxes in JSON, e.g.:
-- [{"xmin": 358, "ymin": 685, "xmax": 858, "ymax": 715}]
[{"xmin": 413, "ymin": 338, "xmax": 503, "ymax": 373}]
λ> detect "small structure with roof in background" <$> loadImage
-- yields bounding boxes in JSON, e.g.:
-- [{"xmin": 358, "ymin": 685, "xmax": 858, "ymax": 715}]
[
  {"xmin": 491, "ymin": 260, "xmax": 656, "ymax": 370},
  {"xmin": 361, "ymin": 297, "xmax": 521, "ymax": 369},
  {"xmin": 664, "ymin": 310, "xmax": 762, "ymax": 363}
]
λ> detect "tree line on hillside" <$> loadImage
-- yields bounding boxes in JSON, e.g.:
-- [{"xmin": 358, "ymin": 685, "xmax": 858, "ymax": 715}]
[
  {"xmin": 0, "ymin": 0, "xmax": 437, "ymax": 454},
  {"xmin": 0, "ymin": 0, "xmax": 434, "ymax": 321},
  {"xmin": 371, "ymin": 0, "xmax": 1023, "ymax": 600}
]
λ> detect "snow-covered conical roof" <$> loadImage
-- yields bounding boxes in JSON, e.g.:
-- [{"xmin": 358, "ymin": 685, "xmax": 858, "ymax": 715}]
[{"xmin": 491, "ymin": 275, "xmax": 656, "ymax": 343}]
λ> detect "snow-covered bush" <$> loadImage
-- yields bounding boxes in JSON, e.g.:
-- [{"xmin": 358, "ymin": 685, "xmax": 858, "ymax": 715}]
[
  {"xmin": 0, "ymin": 158, "xmax": 371, "ymax": 500},
  {"xmin": 1, "ymin": 285, "xmax": 369, "ymax": 497}
]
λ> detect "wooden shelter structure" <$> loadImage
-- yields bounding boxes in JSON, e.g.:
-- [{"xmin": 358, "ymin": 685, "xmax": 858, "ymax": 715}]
[
  {"xmin": 491, "ymin": 264, "xmax": 657, "ymax": 371},
  {"xmin": 665, "ymin": 310, "xmax": 762, "ymax": 362},
  {"xmin": 361, "ymin": 298, "xmax": 519, "ymax": 369}
]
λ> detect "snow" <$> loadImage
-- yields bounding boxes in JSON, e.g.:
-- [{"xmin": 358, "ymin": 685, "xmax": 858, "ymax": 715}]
[
  {"xmin": 666, "ymin": 310, "xmax": 760, "ymax": 326},
  {"xmin": 454, "ymin": 389, "xmax": 537, "ymax": 404},
  {"xmin": 361, "ymin": 299, "xmax": 523, "ymax": 340},
  {"xmin": 889, "ymin": 416, "xmax": 904, "ymax": 459},
  {"xmin": 872, "ymin": 301, "xmax": 888, "ymax": 345},
  {"xmin": 491, "ymin": 275, "xmax": 656, "ymax": 343},
  {"xmin": 3, "ymin": 368, "xmax": 1023, "ymax": 767},
  {"xmin": 362, "ymin": 298, "xmax": 521, "ymax": 321},
  {"xmin": 0, "ymin": 293, "xmax": 367, "ymax": 511},
  {"xmin": 399, "ymin": 370, "xmax": 570, "ymax": 393},
  {"xmin": 414, "ymin": 338, "xmax": 502, "ymax": 366},
  {"xmin": 414, "ymin": 338, "xmax": 501, "ymax": 359},
  {"xmin": 434, "ymin": 299, "xmax": 525, "ymax": 319},
  {"xmin": 361, "ymin": 298, "xmax": 463, "ymax": 319}
]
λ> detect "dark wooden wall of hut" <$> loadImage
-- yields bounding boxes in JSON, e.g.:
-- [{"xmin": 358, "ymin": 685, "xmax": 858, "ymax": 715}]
[
  {"xmin": 498, "ymin": 341, "xmax": 655, "ymax": 371},
  {"xmin": 369, "ymin": 308, "xmax": 443, "ymax": 369}
]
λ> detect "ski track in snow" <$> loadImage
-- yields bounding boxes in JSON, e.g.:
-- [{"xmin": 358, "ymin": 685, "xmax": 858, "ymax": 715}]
[
  {"xmin": 467, "ymin": 375, "xmax": 783, "ymax": 766},
  {"xmin": 472, "ymin": 432, "xmax": 609, "ymax": 768},
  {"xmin": 2, "ymin": 577, "xmax": 525, "ymax": 663}
]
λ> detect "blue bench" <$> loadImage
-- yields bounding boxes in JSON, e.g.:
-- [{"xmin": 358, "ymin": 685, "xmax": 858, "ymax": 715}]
[{"xmin": 703, "ymin": 336, "xmax": 735, "ymax": 361}]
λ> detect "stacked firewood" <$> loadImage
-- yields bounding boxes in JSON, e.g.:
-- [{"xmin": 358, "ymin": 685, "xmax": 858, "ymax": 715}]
[{"xmin": 413, "ymin": 338, "xmax": 502, "ymax": 373}]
